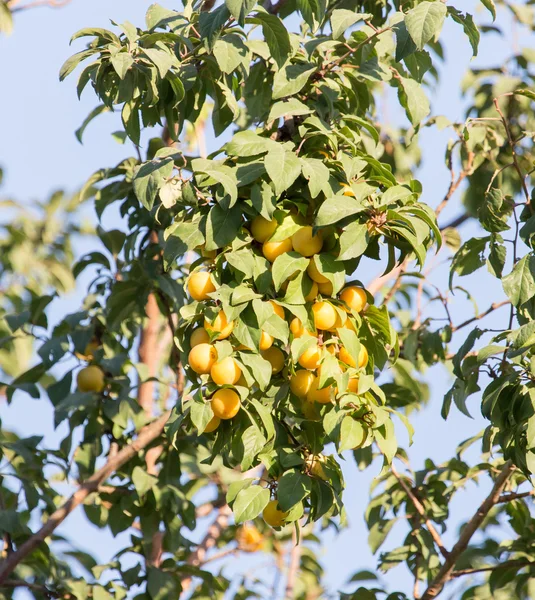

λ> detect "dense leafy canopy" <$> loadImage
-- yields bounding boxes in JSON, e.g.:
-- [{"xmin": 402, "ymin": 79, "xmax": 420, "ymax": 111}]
[{"xmin": 1, "ymin": 0, "xmax": 535, "ymax": 598}]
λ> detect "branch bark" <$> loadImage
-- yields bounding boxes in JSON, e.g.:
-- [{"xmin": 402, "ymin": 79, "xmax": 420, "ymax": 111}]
[
  {"xmin": 180, "ymin": 505, "xmax": 232, "ymax": 596},
  {"xmin": 284, "ymin": 527, "xmax": 301, "ymax": 599},
  {"xmin": 391, "ymin": 464, "xmax": 450, "ymax": 560},
  {"xmin": 450, "ymin": 558, "xmax": 534, "ymax": 578},
  {"xmin": 0, "ymin": 411, "xmax": 171, "ymax": 584},
  {"xmin": 420, "ymin": 461, "xmax": 515, "ymax": 600}
]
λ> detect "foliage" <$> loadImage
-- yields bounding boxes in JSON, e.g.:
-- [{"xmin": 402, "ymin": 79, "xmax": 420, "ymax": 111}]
[{"xmin": 1, "ymin": 0, "xmax": 535, "ymax": 599}]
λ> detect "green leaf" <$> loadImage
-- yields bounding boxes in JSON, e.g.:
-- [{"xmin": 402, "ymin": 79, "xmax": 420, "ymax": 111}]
[
  {"xmin": 338, "ymin": 222, "xmax": 370, "ymax": 261},
  {"xmin": 147, "ymin": 568, "xmax": 177, "ymax": 600},
  {"xmin": 374, "ymin": 419, "xmax": 397, "ymax": 463},
  {"xmin": 277, "ymin": 471, "xmax": 312, "ymax": 511},
  {"xmin": 190, "ymin": 399, "xmax": 214, "ymax": 433},
  {"xmin": 269, "ymin": 99, "xmax": 313, "ymax": 121},
  {"xmin": 301, "ymin": 158, "xmax": 330, "ymax": 199},
  {"xmin": 447, "ymin": 8, "xmax": 479, "ymax": 57},
  {"xmin": 238, "ymin": 351, "xmax": 273, "ymax": 391},
  {"xmin": 226, "ymin": 130, "xmax": 276, "ymax": 157},
  {"xmin": 405, "ymin": 1, "xmax": 447, "ymax": 50},
  {"xmin": 339, "ymin": 417, "xmax": 366, "ymax": 452},
  {"xmin": 315, "ymin": 195, "xmax": 366, "ymax": 226},
  {"xmin": 397, "ymin": 76, "xmax": 430, "ymax": 126},
  {"xmin": 110, "ymin": 53, "xmax": 134, "ymax": 79},
  {"xmin": 225, "ymin": 0, "xmax": 256, "ymax": 27},
  {"xmin": 449, "ymin": 237, "xmax": 489, "ymax": 289},
  {"xmin": 205, "ymin": 201, "xmax": 242, "ymax": 251},
  {"xmin": 233, "ymin": 485, "xmax": 270, "ymax": 523},
  {"xmin": 213, "ymin": 34, "xmax": 249, "ymax": 74},
  {"xmin": 199, "ymin": 4, "xmax": 230, "ymax": 50},
  {"xmin": 133, "ymin": 158, "xmax": 174, "ymax": 211},
  {"xmin": 480, "ymin": 0, "xmax": 496, "ymax": 21},
  {"xmin": 393, "ymin": 20, "xmax": 417, "ymax": 61},
  {"xmin": 330, "ymin": 9, "xmax": 366, "ymax": 40},
  {"xmin": 250, "ymin": 12, "xmax": 291, "ymax": 69},
  {"xmin": 311, "ymin": 253, "xmax": 346, "ymax": 293},
  {"xmin": 265, "ymin": 147, "xmax": 301, "ymax": 196},
  {"xmin": 273, "ymin": 63, "xmax": 316, "ymax": 100},
  {"xmin": 59, "ymin": 49, "xmax": 98, "ymax": 81},
  {"xmin": 192, "ymin": 159, "xmax": 238, "ymax": 205},
  {"xmin": 75, "ymin": 105, "xmax": 110, "ymax": 143},
  {"xmin": 502, "ymin": 254, "xmax": 535, "ymax": 307},
  {"xmin": 272, "ymin": 252, "xmax": 310, "ymax": 290},
  {"xmin": 0, "ymin": 1, "xmax": 13, "ymax": 35},
  {"xmin": 249, "ymin": 398, "xmax": 276, "ymax": 440},
  {"xmin": 132, "ymin": 466, "xmax": 158, "ymax": 497}
]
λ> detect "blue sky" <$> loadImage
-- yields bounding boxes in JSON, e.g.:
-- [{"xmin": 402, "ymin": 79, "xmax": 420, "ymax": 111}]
[{"xmin": 0, "ymin": 1, "xmax": 532, "ymax": 598}]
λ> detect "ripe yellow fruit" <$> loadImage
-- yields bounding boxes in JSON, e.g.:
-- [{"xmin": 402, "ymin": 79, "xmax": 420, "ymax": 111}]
[
  {"xmin": 263, "ymin": 499, "xmax": 288, "ymax": 528},
  {"xmin": 298, "ymin": 345, "xmax": 321, "ymax": 370},
  {"xmin": 312, "ymin": 301, "xmax": 337, "ymax": 330},
  {"xmin": 330, "ymin": 310, "xmax": 347, "ymax": 331},
  {"xmin": 237, "ymin": 524, "xmax": 264, "ymax": 552},
  {"xmin": 290, "ymin": 370, "xmax": 315, "ymax": 398},
  {"xmin": 306, "ymin": 454, "xmax": 328, "ymax": 480},
  {"xmin": 190, "ymin": 328, "xmax": 210, "ymax": 348},
  {"xmin": 347, "ymin": 378, "xmax": 359, "ymax": 393},
  {"xmin": 77, "ymin": 366, "xmax": 105, "ymax": 393},
  {"xmin": 317, "ymin": 280, "xmax": 333, "ymax": 296},
  {"xmin": 291, "ymin": 226, "xmax": 323, "ymax": 257},
  {"xmin": 263, "ymin": 237, "xmax": 293, "ymax": 262},
  {"xmin": 260, "ymin": 331, "xmax": 274, "ymax": 351},
  {"xmin": 251, "ymin": 216, "xmax": 278, "ymax": 243},
  {"xmin": 344, "ymin": 319, "xmax": 357, "ymax": 332},
  {"xmin": 339, "ymin": 345, "xmax": 368, "ymax": 369},
  {"xmin": 204, "ymin": 311, "xmax": 234, "ymax": 340},
  {"xmin": 307, "ymin": 259, "xmax": 329, "ymax": 284},
  {"xmin": 290, "ymin": 317, "xmax": 310, "ymax": 338},
  {"xmin": 341, "ymin": 183, "xmax": 356, "ymax": 197},
  {"xmin": 340, "ymin": 286, "xmax": 367, "ymax": 313},
  {"xmin": 304, "ymin": 280, "xmax": 319, "ymax": 302},
  {"xmin": 188, "ymin": 271, "xmax": 216, "ymax": 301},
  {"xmin": 307, "ymin": 375, "xmax": 335, "ymax": 404},
  {"xmin": 262, "ymin": 347, "xmax": 285, "ymax": 374},
  {"xmin": 270, "ymin": 300, "xmax": 285, "ymax": 319},
  {"xmin": 211, "ymin": 388, "xmax": 241, "ymax": 420},
  {"xmin": 189, "ymin": 343, "xmax": 218, "ymax": 374},
  {"xmin": 204, "ymin": 415, "xmax": 220, "ymax": 433},
  {"xmin": 210, "ymin": 356, "xmax": 242, "ymax": 385}
]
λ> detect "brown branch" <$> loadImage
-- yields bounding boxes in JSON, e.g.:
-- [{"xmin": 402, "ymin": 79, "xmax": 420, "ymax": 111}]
[
  {"xmin": 497, "ymin": 489, "xmax": 535, "ymax": 503},
  {"xmin": 284, "ymin": 526, "xmax": 301, "ymax": 599},
  {"xmin": 440, "ymin": 212, "xmax": 471, "ymax": 231},
  {"xmin": 0, "ymin": 411, "xmax": 171, "ymax": 584},
  {"xmin": 435, "ymin": 150, "xmax": 474, "ymax": 218},
  {"xmin": 451, "ymin": 300, "xmax": 510, "ymax": 332},
  {"xmin": 180, "ymin": 505, "xmax": 232, "ymax": 595},
  {"xmin": 391, "ymin": 464, "xmax": 450, "ymax": 560},
  {"xmin": 493, "ymin": 97, "xmax": 533, "ymax": 213},
  {"xmin": 421, "ymin": 461, "xmax": 516, "ymax": 600},
  {"xmin": 138, "ymin": 292, "xmax": 161, "ymax": 418},
  {"xmin": 450, "ymin": 558, "xmax": 534, "ymax": 578}
]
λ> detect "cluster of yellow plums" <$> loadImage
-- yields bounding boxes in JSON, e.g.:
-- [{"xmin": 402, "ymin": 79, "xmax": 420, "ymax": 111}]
[{"xmin": 184, "ymin": 214, "xmax": 371, "ymax": 527}]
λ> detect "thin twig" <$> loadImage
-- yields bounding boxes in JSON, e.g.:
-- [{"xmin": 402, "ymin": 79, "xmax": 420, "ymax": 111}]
[
  {"xmin": 435, "ymin": 151, "xmax": 474, "ymax": 217},
  {"xmin": 497, "ymin": 489, "xmax": 535, "ymax": 503},
  {"xmin": 493, "ymin": 97, "xmax": 532, "ymax": 212},
  {"xmin": 391, "ymin": 464, "xmax": 450, "ymax": 560},
  {"xmin": 421, "ymin": 461, "xmax": 516, "ymax": 600},
  {"xmin": 450, "ymin": 558, "xmax": 534, "ymax": 578},
  {"xmin": 451, "ymin": 300, "xmax": 510, "ymax": 332}
]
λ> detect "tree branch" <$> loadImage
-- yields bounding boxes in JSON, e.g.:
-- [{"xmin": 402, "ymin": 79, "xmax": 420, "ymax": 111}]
[
  {"xmin": 180, "ymin": 505, "xmax": 232, "ymax": 595},
  {"xmin": 421, "ymin": 461, "xmax": 515, "ymax": 600},
  {"xmin": 497, "ymin": 489, "xmax": 535, "ymax": 503},
  {"xmin": 451, "ymin": 300, "xmax": 510, "ymax": 332},
  {"xmin": 391, "ymin": 464, "xmax": 450, "ymax": 560},
  {"xmin": 0, "ymin": 411, "xmax": 171, "ymax": 584},
  {"xmin": 284, "ymin": 526, "xmax": 301, "ymax": 599},
  {"xmin": 450, "ymin": 558, "xmax": 534, "ymax": 578}
]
